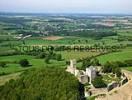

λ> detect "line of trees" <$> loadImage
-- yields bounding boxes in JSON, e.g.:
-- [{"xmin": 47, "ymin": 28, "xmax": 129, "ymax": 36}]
[{"xmin": 55, "ymin": 30, "xmax": 117, "ymax": 39}]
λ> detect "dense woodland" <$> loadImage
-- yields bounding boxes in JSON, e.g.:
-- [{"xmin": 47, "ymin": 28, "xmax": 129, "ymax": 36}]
[{"xmin": 0, "ymin": 68, "xmax": 84, "ymax": 100}]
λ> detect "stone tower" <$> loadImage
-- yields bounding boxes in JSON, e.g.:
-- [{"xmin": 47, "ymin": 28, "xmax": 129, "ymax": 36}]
[
  {"xmin": 66, "ymin": 59, "xmax": 77, "ymax": 75},
  {"xmin": 86, "ymin": 66, "xmax": 96, "ymax": 84}
]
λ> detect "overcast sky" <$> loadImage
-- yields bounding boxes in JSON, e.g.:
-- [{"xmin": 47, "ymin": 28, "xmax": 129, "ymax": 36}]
[{"xmin": 0, "ymin": 0, "xmax": 132, "ymax": 14}]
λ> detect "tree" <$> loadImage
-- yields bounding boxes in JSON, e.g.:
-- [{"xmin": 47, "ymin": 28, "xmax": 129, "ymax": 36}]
[
  {"xmin": 102, "ymin": 61, "xmax": 122, "ymax": 77},
  {"xmin": 36, "ymin": 52, "xmax": 46, "ymax": 59},
  {"xmin": 125, "ymin": 60, "xmax": 132, "ymax": 66},
  {"xmin": 56, "ymin": 54, "xmax": 62, "ymax": 61},
  {"xmin": 81, "ymin": 58, "xmax": 91, "ymax": 70},
  {"xmin": 92, "ymin": 76, "xmax": 107, "ymax": 88},
  {"xmin": 102, "ymin": 62, "xmax": 112, "ymax": 73},
  {"xmin": 0, "ymin": 62, "xmax": 6, "ymax": 67},
  {"xmin": 45, "ymin": 56, "xmax": 50, "ymax": 64},
  {"xmin": 66, "ymin": 61, "xmax": 70, "ymax": 65},
  {"xmin": 19, "ymin": 59, "xmax": 29, "ymax": 67},
  {"xmin": 115, "ymin": 67, "xmax": 121, "ymax": 77},
  {"xmin": 91, "ymin": 58, "xmax": 100, "ymax": 66},
  {"xmin": 0, "ymin": 68, "xmax": 83, "ymax": 100}
]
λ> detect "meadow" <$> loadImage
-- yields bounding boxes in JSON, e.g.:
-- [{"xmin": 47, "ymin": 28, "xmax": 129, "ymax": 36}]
[
  {"xmin": 0, "ymin": 34, "xmax": 131, "ymax": 74},
  {"xmin": 0, "ymin": 32, "xmax": 132, "ymax": 74},
  {"xmin": 0, "ymin": 55, "xmax": 64, "ymax": 74},
  {"xmin": 0, "ymin": 50, "xmax": 100, "ymax": 74},
  {"xmin": 97, "ymin": 47, "xmax": 132, "ymax": 64}
]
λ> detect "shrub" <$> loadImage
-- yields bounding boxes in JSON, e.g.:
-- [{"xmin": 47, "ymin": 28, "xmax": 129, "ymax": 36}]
[
  {"xmin": 36, "ymin": 52, "xmax": 46, "ymax": 59},
  {"xmin": 19, "ymin": 59, "xmax": 29, "ymax": 67},
  {"xmin": 0, "ymin": 62, "xmax": 6, "ymax": 67},
  {"xmin": 114, "ymin": 67, "xmax": 121, "ymax": 77},
  {"xmin": 102, "ymin": 62, "xmax": 112, "ymax": 73},
  {"xmin": 56, "ymin": 54, "xmax": 62, "ymax": 61},
  {"xmin": 91, "ymin": 58, "xmax": 100, "ymax": 66},
  {"xmin": 125, "ymin": 60, "xmax": 132, "ymax": 66},
  {"xmin": 92, "ymin": 76, "xmax": 107, "ymax": 88},
  {"xmin": 45, "ymin": 56, "xmax": 50, "ymax": 64}
]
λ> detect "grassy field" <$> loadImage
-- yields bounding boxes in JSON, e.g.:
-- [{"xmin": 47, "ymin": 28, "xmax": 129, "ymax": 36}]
[
  {"xmin": 58, "ymin": 51, "xmax": 100, "ymax": 60},
  {"xmin": 22, "ymin": 36, "xmax": 124, "ymax": 46},
  {"xmin": 0, "ymin": 50, "xmax": 100, "ymax": 74},
  {"xmin": 24, "ymin": 36, "xmax": 96, "ymax": 45},
  {"xmin": 0, "ymin": 35, "xmax": 130, "ymax": 48},
  {"xmin": 0, "ymin": 55, "xmax": 65, "ymax": 74},
  {"xmin": 0, "ymin": 34, "xmax": 131, "ymax": 75},
  {"xmin": 97, "ymin": 48, "xmax": 132, "ymax": 64}
]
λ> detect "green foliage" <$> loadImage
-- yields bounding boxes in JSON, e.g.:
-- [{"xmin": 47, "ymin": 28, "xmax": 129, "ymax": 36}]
[
  {"xmin": 0, "ymin": 62, "xmax": 6, "ymax": 67},
  {"xmin": 114, "ymin": 67, "xmax": 121, "ymax": 77},
  {"xmin": 19, "ymin": 59, "xmax": 29, "ymax": 67},
  {"xmin": 57, "ymin": 30, "xmax": 117, "ymax": 38},
  {"xmin": 91, "ymin": 58, "xmax": 100, "ymax": 66},
  {"xmin": 45, "ymin": 56, "xmax": 50, "ymax": 64},
  {"xmin": 97, "ymin": 50, "xmax": 132, "ymax": 64},
  {"xmin": 0, "ymin": 50, "xmax": 21, "ymax": 57},
  {"xmin": 82, "ymin": 58, "xmax": 91, "ymax": 70},
  {"xmin": 125, "ymin": 60, "xmax": 132, "ymax": 66},
  {"xmin": 102, "ymin": 62, "xmax": 112, "ymax": 73},
  {"xmin": 92, "ymin": 76, "xmax": 107, "ymax": 88},
  {"xmin": 102, "ymin": 61, "xmax": 122, "ymax": 77},
  {"xmin": 56, "ymin": 54, "xmax": 62, "ymax": 61},
  {"xmin": 87, "ymin": 96, "xmax": 95, "ymax": 100},
  {"xmin": 0, "ymin": 68, "xmax": 83, "ymax": 100},
  {"xmin": 81, "ymin": 58, "xmax": 100, "ymax": 70},
  {"xmin": 103, "ymin": 59, "xmax": 132, "ymax": 74},
  {"xmin": 36, "ymin": 52, "xmax": 46, "ymax": 59}
]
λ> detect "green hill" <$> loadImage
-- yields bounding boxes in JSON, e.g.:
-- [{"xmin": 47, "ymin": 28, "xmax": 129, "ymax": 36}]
[{"xmin": 0, "ymin": 68, "xmax": 84, "ymax": 100}]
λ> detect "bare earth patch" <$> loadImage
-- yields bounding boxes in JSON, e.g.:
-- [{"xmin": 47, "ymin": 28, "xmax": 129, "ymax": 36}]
[
  {"xmin": 43, "ymin": 36, "xmax": 64, "ymax": 40},
  {"xmin": 0, "ymin": 72, "xmax": 21, "ymax": 86}
]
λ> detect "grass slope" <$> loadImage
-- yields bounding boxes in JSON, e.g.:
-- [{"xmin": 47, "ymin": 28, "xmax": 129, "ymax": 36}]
[{"xmin": 97, "ymin": 49, "xmax": 132, "ymax": 64}]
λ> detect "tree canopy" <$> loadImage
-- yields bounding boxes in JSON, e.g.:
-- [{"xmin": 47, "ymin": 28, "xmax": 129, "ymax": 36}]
[{"xmin": 0, "ymin": 68, "xmax": 84, "ymax": 100}]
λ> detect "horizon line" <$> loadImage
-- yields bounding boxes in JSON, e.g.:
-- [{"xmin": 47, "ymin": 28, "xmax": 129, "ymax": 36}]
[
  {"xmin": 0, "ymin": 11, "xmax": 132, "ymax": 16},
  {"xmin": 0, "ymin": 11, "xmax": 132, "ymax": 15}
]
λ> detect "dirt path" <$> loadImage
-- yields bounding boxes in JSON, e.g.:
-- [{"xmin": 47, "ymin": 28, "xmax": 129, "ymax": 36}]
[{"xmin": 0, "ymin": 72, "xmax": 21, "ymax": 86}]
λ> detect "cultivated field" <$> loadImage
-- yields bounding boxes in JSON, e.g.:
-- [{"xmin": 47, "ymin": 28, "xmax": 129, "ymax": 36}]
[{"xmin": 43, "ymin": 36, "xmax": 64, "ymax": 40}]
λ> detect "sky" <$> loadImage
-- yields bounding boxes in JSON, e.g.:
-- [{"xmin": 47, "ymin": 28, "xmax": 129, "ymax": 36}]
[{"xmin": 0, "ymin": 0, "xmax": 132, "ymax": 14}]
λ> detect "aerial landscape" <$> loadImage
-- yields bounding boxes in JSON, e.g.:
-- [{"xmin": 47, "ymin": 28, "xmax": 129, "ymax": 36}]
[{"xmin": 0, "ymin": 0, "xmax": 132, "ymax": 100}]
